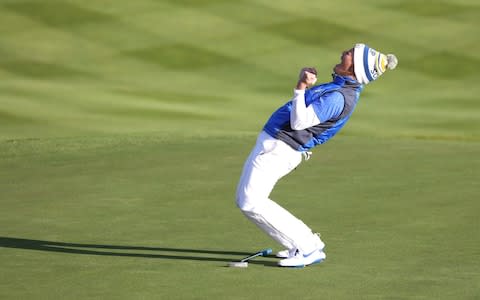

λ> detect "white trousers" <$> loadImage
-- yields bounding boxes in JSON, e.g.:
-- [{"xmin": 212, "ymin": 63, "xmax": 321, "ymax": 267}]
[{"xmin": 236, "ymin": 131, "xmax": 320, "ymax": 255}]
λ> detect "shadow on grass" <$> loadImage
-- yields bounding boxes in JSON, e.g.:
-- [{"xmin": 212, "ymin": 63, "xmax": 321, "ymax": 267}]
[{"xmin": 0, "ymin": 237, "xmax": 276, "ymax": 266}]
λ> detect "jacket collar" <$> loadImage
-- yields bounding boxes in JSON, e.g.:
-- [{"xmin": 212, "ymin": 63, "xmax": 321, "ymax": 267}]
[{"xmin": 332, "ymin": 73, "xmax": 362, "ymax": 87}]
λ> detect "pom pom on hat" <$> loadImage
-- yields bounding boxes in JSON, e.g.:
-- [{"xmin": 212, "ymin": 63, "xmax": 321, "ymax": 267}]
[
  {"xmin": 386, "ymin": 54, "xmax": 398, "ymax": 70},
  {"xmin": 353, "ymin": 43, "xmax": 398, "ymax": 84}
]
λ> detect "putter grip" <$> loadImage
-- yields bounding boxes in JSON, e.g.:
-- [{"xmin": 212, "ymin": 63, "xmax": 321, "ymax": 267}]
[{"xmin": 261, "ymin": 248, "xmax": 272, "ymax": 256}]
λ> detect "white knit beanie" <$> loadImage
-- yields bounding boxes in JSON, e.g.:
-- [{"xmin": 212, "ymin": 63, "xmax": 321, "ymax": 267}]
[{"xmin": 353, "ymin": 43, "xmax": 398, "ymax": 84}]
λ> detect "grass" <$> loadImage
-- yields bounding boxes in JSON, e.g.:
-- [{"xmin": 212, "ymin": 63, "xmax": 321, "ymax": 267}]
[
  {"xmin": 1, "ymin": 0, "xmax": 479, "ymax": 299},
  {"xmin": 1, "ymin": 135, "xmax": 479, "ymax": 299}
]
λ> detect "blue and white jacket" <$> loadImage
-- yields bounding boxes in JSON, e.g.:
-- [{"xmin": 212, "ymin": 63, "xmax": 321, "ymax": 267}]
[{"xmin": 263, "ymin": 74, "xmax": 363, "ymax": 151}]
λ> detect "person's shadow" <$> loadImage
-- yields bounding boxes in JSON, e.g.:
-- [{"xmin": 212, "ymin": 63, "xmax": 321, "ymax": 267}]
[{"xmin": 0, "ymin": 237, "xmax": 276, "ymax": 266}]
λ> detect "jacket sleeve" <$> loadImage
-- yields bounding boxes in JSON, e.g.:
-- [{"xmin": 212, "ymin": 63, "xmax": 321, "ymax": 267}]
[
  {"xmin": 290, "ymin": 89, "xmax": 321, "ymax": 130},
  {"xmin": 290, "ymin": 90, "xmax": 345, "ymax": 130}
]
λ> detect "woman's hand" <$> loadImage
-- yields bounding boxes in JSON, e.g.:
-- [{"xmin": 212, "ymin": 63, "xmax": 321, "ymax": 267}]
[{"xmin": 297, "ymin": 67, "xmax": 317, "ymax": 90}]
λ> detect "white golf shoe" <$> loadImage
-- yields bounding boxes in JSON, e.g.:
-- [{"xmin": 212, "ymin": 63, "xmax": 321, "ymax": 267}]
[
  {"xmin": 278, "ymin": 249, "xmax": 326, "ymax": 267},
  {"xmin": 276, "ymin": 248, "xmax": 296, "ymax": 258},
  {"xmin": 276, "ymin": 233, "xmax": 325, "ymax": 259}
]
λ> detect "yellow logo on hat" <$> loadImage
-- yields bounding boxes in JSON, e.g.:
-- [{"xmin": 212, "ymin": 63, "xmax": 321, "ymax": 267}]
[{"xmin": 375, "ymin": 53, "xmax": 388, "ymax": 75}]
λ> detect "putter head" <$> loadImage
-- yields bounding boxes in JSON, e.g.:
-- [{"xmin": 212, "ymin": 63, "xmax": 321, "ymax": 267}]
[{"xmin": 228, "ymin": 261, "xmax": 248, "ymax": 268}]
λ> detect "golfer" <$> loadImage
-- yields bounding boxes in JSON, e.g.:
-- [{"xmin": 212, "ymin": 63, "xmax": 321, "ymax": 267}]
[{"xmin": 236, "ymin": 44, "xmax": 398, "ymax": 267}]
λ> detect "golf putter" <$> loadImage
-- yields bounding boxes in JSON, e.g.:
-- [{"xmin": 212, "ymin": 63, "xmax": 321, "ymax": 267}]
[{"xmin": 228, "ymin": 248, "xmax": 272, "ymax": 268}]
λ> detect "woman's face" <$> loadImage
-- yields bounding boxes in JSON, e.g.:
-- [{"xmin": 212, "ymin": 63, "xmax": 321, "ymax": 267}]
[{"xmin": 334, "ymin": 48, "xmax": 355, "ymax": 77}]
